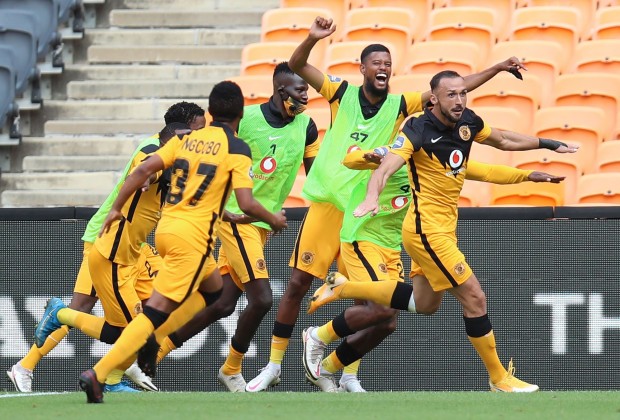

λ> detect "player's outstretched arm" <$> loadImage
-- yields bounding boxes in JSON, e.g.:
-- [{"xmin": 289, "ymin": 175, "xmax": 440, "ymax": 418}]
[
  {"xmin": 289, "ymin": 16, "xmax": 336, "ymax": 93},
  {"xmin": 354, "ymin": 152, "xmax": 405, "ymax": 217},
  {"xmin": 466, "ymin": 160, "xmax": 565, "ymax": 185},
  {"xmin": 482, "ymin": 127, "xmax": 580, "ymax": 152},
  {"xmin": 98, "ymin": 155, "xmax": 165, "ymax": 237},
  {"xmin": 235, "ymin": 188, "xmax": 287, "ymax": 233}
]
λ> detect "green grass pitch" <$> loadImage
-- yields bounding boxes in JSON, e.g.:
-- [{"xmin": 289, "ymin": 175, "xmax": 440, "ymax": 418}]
[{"xmin": 0, "ymin": 391, "xmax": 619, "ymax": 420}]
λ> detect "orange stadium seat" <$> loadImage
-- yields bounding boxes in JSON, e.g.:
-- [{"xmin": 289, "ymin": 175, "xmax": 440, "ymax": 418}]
[
  {"xmin": 470, "ymin": 141, "xmax": 512, "ymax": 166},
  {"xmin": 324, "ymin": 41, "xmax": 399, "ymax": 78},
  {"xmin": 343, "ymin": 7, "xmax": 415, "ymax": 71},
  {"xmin": 389, "ymin": 73, "xmax": 433, "ymax": 95},
  {"xmin": 487, "ymin": 40, "xmax": 563, "ymax": 105},
  {"xmin": 595, "ymin": 141, "xmax": 620, "ymax": 173},
  {"xmin": 552, "ymin": 73, "xmax": 620, "ymax": 141},
  {"xmin": 364, "ymin": 0, "xmax": 432, "ymax": 41},
  {"xmin": 426, "ymin": 7, "xmax": 497, "ymax": 58},
  {"xmin": 405, "ymin": 40, "xmax": 481, "ymax": 76},
  {"xmin": 473, "ymin": 106, "xmax": 528, "ymax": 133},
  {"xmin": 490, "ymin": 181, "xmax": 565, "ymax": 206},
  {"xmin": 306, "ymin": 87, "xmax": 330, "ymax": 111},
  {"xmin": 447, "ymin": 0, "xmax": 519, "ymax": 41},
  {"xmin": 284, "ymin": 173, "xmax": 310, "ymax": 207},
  {"xmin": 573, "ymin": 40, "xmax": 620, "ymax": 74},
  {"xmin": 459, "ymin": 179, "xmax": 491, "ymax": 207},
  {"xmin": 280, "ymin": 0, "xmax": 346, "ymax": 40},
  {"xmin": 533, "ymin": 106, "xmax": 606, "ymax": 173},
  {"xmin": 592, "ymin": 6, "xmax": 620, "ymax": 39},
  {"xmin": 306, "ymin": 107, "xmax": 331, "ymax": 140},
  {"xmin": 511, "ymin": 150, "xmax": 584, "ymax": 204},
  {"xmin": 240, "ymin": 42, "xmax": 298, "ymax": 76},
  {"xmin": 228, "ymin": 75, "xmax": 272, "ymax": 106},
  {"xmin": 261, "ymin": 8, "xmax": 332, "ymax": 42},
  {"xmin": 510, "ymin": 7, "xmax": 581, "ymax": 69},
  {"xmin": 575, "ymin": 173, "xmax": 620, "ymax": 204},
  {"xmin": 522, "ymin": 0, "xmax": 596, "ymax": 39},
  {"xmin": 468, "ymin": 73, "xmax": 543, "ymax": 134}
]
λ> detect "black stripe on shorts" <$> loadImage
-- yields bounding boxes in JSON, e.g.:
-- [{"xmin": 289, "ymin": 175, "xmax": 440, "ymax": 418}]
[
  {"xmin": 419, "ymin": 233, "xmax": 459, "ymax": 288},
  {"xmin": 231, "ymin": 222, "xmax": 256, "ymax": 282},
  {"xmin": 111, "ymin": 262, "xmax": 133, "ymax": 323},
  {"xmin": 352, "ymin": 241, "xmax": 379, "ymax": 282}
]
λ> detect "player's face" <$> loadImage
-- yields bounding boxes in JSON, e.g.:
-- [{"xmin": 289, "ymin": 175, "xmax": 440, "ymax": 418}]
[
  {"xmin": 189, "ymin": 115, "xmax": 207, "ymax": 130},
  {"xmin": 361, "ymin": 51, "xmax": 391, "ymax": 97},
  {"xmin": 433, "ymin": 77, "xmax": 467, "ymax": 124},
  {"xmin": 282, "ymin": 74, "xmax": 309, "ymax": 105}
]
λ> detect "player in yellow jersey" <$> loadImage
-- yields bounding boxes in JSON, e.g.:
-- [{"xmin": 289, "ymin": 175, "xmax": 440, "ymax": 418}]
[
  {"xmin": 249, "ymin": 15, "xmax": 528, "ymax": 392},
  {"xmin": 308, "ymin": 70, "xmax": 579, "ymax": 392},
  {"xmin": 8, "ymin": 102, "xmax": 206, "ymax": 393},
  {"xmin": 75, "ymin": 81, "xmax": 287, "ymax": 403}
]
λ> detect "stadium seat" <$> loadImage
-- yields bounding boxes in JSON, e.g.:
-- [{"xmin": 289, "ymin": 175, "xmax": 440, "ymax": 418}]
[
  {"xmin": 595, "ymin": 141, "xmax": 620, "ymax": 173},
  {"xmin": 280, "ymin": 0, "xmax": 346, "ymax": 40},
  {"xmin": 306, "ymin": 108, "xmax": 331, "ymax": 141},
  {"xmin": 573, "ymin": 40, "xmax": 620, "ymax": 74},
  {"xmin": 510, "ymin": 6, "xmax": 581, "ymax": 69},
  {"xmin": 364, "ymin": 0, "xmax": 431, "ymax": 41},
  {"xmin": 468, "ymin": 73, "xmax": 543, "ymax": 134},
  {"xmin": 592, "ymin": 6, "xmax": 620, "ymax": 39},
  {"xmin": 552, "ymin": 73, "xmax": 620, "ymax": 141},
  {"xmin": 533, "ymin": 106, "xmax": 606, "ymax": 173},
  {"xmin": 389, "ymin": 74, "xmax": 433, "ymax": 95},
  {"xmin": 284, "ymin": 173, "xmax": 310, "ymax": 207},
  {"xmin": 240, "ymin": 42, "xmax": 300, "ymax": 76},
  {"xmin": 343, "ymin": 7, "xmax": 415, "ymax": 69},
  {"xmin": 228, "ymin": 75, "xmax": 272, "ymax": 106},
  {"xmin": 473, "ymin": 106, "xmax": 528, "ymax": 133},
  {"xmin": 324, "ymin": 41, "xmax": 399, "ymax": 78},
  {"xmin": 460, "ymin": 179, "xmax": 491, "ymax": 207},
  {"xmin": 487, "ymin": 40, "xmax": 563, "ymax": 105},
  {"xmin": 426, "ymin": 7, "xmax": 497, "ymax": 58},
  {"xmin": 575, "ymin": 173, "xmax": 620, "ymax": 204},
  {"xmin": 261, "ymin": 7, "xmax": 332, "ymax": 43},
  {"xmin": 490, "ymin": 181, "xmax": 565, "ymax": 206},
  {"xmin": 446, "ymin": 0, "xmax": 518, "ymax": 41},
  {"xmin": 470, "ymin": 141, "xmax": 512, "ymax": 166},
  {"xmin": 522, "ymin": 0, "xmax": 596, "ymax": 39},
  {"xmin": 405, "ymin": 40, "xmax": 481, "ymax": 76},
  {"xmin": 510, "ymin": 150, "xmax": 584, "ymax": 204},
  {"xmin": 305, "ymin": 87, "xmax": 330, "ymax": 110}
]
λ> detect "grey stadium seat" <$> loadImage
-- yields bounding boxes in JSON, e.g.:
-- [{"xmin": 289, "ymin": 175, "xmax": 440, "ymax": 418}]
[{"xmin": 0, "ymin": 50, "xmax": 20, "ymax": 139}]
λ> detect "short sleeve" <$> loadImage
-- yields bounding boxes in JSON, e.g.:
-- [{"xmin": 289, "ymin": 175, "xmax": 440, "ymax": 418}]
[
  {"xmin": 319, "ymin": 73, "xmax": 346, "ymax": 102},
  {"xmin": 304, "ymin": 118, "xmax": 320, "ymax": 159},
  {"xmin": 402, "ymin": 91, "xmax": 424, "ymax": 116},
  {"xmin": 155, "ymin": 137, "xmax": 178, "ymax": 168},
  {"xmin": 230, "ymin": 154, "xmax": 254, "ymax": 190},
  {"xmin": 474, "ymin": 122, "xmax": 492, "ymax": 143},
  {"xmin": 389, "ymin": 133, "xmax": 414, "ymax": 161}
]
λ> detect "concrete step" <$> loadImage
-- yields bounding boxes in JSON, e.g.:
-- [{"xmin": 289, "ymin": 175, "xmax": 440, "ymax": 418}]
[
  {"xmin": 85, "ymin": 28, "xmax": 260, "ymax": 46},
  {"xmin": 43, "ymin": 99, "xmax": 209, "ymax": 120},
  {"xmin": 122, "ymin": 0, "xmax": 278, "ymax": 10},
  {"xmin": 45, "ymin": 120, "xmax": 163, "ymax": 135},
  {"xmin": 87, "ymin": 45, "xmax": 243, "ymax": 64},
  {"xmin": 1, "ymin": 189, "xmax": 109, "ymax": 207},
  {"xmin": 22, "ymin": 156, "xmax": 128, "ymax": 172},
  {"xmin": 64, "ymin": 64, "xmax": 240, "ymax": 81},
  {"xmin": 1, "ymin": 172, "xmax": 118, "ymax": 190},
  {"xmin": 16, "ymin": 137, "xmax": 142, "ymax": 158},
  {"xmin": 109, "ymin": 10, "xmax": 264, "ymax": 28},
  {"xmin": 67, "ymin": 80, "xmax": 217, "ymax": 99}
]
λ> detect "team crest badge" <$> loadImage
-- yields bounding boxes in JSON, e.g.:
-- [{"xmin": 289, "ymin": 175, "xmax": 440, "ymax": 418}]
[
  {"xmin": 378, "ymin": 263, "xmax": 388, "ymax": 273},
  {"xmin": 458, "ymin": 125, "xmax": 471, "ymax": 141},
  {"xmin": 134, "ymin": 302, "xmax": 143, "ymax": 315},
  {"xmin": 454, "ymin": 262, "xmax": 466, "ymax": 276},
  {"xmin": 301, "ymin": 252, "xmax": 314, "ymax": 265},
  {"xmin": 256, "ymin": 258, "xmax": 266, "ymax": 270}
]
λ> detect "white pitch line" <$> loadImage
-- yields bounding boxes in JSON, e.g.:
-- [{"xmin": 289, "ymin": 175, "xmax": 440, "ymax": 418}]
[{"xmin": 0, "ymin": 392, "xmax": 70, "ymax": 398}]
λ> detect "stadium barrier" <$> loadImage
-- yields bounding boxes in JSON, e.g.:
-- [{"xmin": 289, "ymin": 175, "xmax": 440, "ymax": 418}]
[{"xmin": 1, "ymin": 206, "xmax": 619, "ymax": 392}]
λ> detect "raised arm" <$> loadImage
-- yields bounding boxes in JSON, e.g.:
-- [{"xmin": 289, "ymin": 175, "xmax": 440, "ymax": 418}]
[
  {"xmin": 289, "ymin": 16, "xmax": 336, "ymax": 93},
  {"xmin": 354, "ymin": 152, "xmax": 405, "ymax": 217},
  {"xmin": 482, "ymin": 127, "xmax": 580, "ymax": 153},
  {"xmin": 466, "ymin": 160, "xmax": 565, "ymax": 184}
]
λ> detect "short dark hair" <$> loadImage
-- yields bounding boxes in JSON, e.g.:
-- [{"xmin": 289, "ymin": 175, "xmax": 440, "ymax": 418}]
[
  {"xmin": 360, "ymin": 44, "xmax": 390, "ymax": 63},
  {"xmin": 273, "ymin": 61, "xmax": 295, "ymax": 79},
  {"xmin": 164, "ymin": 101, "xmax": 205, "ymax": 125},
  {"xmin": 208, "ymin": 81, "xmax": 244, "ymax": 122},
  {"xmin": 430, "ymin": 70, "xmax": 463, "ymax": 91},
  {"xmin": 159, "ymin": 122, "xmax": 190, "ymax": 143}
]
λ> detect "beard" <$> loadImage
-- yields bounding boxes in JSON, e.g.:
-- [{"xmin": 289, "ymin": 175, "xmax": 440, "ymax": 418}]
[
  {"xmin": 439, "ymin": 104, "xmax": 461, "ymax": 124},
  {"xmin": 363, "ymin": 77, "xmax": 389, "ymax": 98}
]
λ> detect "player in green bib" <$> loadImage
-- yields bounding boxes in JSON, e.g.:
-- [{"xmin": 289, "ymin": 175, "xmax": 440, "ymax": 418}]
[
  {"xmin": 150, "ymin": 63, "xmax": 320, "ymax": 393},
  {"xmin": 304, "ymin": 145, "xmax": 565, "ymax": 389},
  {"xmin": 7, "ymin": 102, "xmax": 205, "ymax": 394}
]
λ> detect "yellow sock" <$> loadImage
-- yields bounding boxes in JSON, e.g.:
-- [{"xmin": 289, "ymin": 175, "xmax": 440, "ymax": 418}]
[
  {"xmin": 20, "ymin": 325, "xmax": 69, "ymax": 370},
  {"xmin": 468, "ymin": 331, "xmax": 507, "ymax": 383},
  {"xmin": 157, "ymin": 336, "xmax": 177, "ymax": 363},
  {"xmin": 340, "ymin": 281, "xmax": 399, "ymax": 307},
  {"xmin": 316, "ymin": 321, "xmax": 340, "ymax": 345},
  {"xmin": 268, "ymin": 336, "xmax": 290, "ymax": 365},
  {"xmin": 343, "ymin": 359, "xmax": 361, "ymax": 375},
  {"xmin": 321, "ymin": 351, "xmax": 344, "ymax": 374},
  {"xmin": 153, "ymin": 292, "xmax": 206, "ymax": 343},
  {"xmin": 93, "ymin": 313, "xmax": 154, "ymax": 383},
  {"xmin": 221, "ymin": 344, "xmax": 244, "ymax": 375},
  {"xmin": 58, "ymin": 308, "xmax": 105, "ymax": 340}
]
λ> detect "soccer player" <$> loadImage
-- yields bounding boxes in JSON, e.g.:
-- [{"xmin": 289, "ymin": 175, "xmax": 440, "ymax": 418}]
[
  {"xmin": 6, "ymin": 102, "xmax": 206, "ymax": 393},
  {"xmin": 302, "ymin": 144, "xmax": 565, "ymax": 391},
  {"xmin": 75, "ymin": 81, "xmax": 287, "ymax": 403},
  {"xmin": 308, "ymin": 70, "xmax": 579, "ymax": 392},
  {"xmin": 247, "ymin": 15, "xmax": 527, "ymax": 392},
  {"xmin": 148, "ymin": 62, "xmax": 319, "ymax": 393}
]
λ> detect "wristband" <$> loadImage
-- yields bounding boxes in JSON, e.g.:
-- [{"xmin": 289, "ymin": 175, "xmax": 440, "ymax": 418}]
[{"xmin": 538, "ymin": 138, "xmax": 567, "ymax": 150}]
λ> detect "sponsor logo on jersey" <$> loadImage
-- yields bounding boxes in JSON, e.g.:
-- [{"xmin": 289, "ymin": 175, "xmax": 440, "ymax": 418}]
[
  {"xmin": 347, "ymin": 145, "xmax": 362, "ymax": 153},
  {"xmin": 328, "ymin": 74, "xmax": 342, "ymax": 82},
  {"xmin": 391, "ymin": 196, "xmax": 409, "ymax": 209},
  {"xmin": 259, "ymin": 157, "xmax": 277, "ymax": 174},
  {"xmin": 449, "ymin": 150, "xmax": 464, "ymax": 169},
  {"xmin": 393, "ymin": 136, "xmax": 405, "ymax": 149}
]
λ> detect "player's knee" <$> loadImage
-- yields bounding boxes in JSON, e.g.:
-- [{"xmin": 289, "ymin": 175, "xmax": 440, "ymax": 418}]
[
  {"xmin": 371, "ymin": 306, "xmax": 398, "ymax": 323},
  {"xmin": 286, "ymin": 272, "xmax": 313, "ymax": 300},
  {"xmin": 213, "ymin": 299, "xmax": 237, "ymax": 318},
  {"xmin": 416, "ymin": 301, "xmax": 441, "ymax": 315},
  {"xmin": 100, "ymin": 322, "xmax": 123, "ymax": 344},
  {"xmin": 68, "ymin": 294, "xmax": 97, "ymax": 312},
  {"xmin": 249, "ymin": 292, "xmax": 273, "ymax": 315}
]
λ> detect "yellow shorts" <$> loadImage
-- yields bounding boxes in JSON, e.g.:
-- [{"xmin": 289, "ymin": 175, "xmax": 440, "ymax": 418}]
[
  {"xmin": 341, "ymin": 241, "xmax": 404, "ymax": 283},
  {"xmin": 88, "ymin": 246, "xmax": 142, "ymax": 327},
  {"xmin": 134, "ymin": 243, "xmax": 162, "ymax": 301},
  {"xmin": 154, "ymin": 232, "xmax": 217, "ymax": 303},
  {"xmin": 289, "ymin": 201, "xmax": 344, "ymax": 279},
  {"xmin": 217, "ymin": 222, "xmax": 268, "ymax": 291},
  {"xmin": 403, "ymin": 230, "xmax": 472, "ymax": 292},
  {"xmin": 73, "ymin": 242, "xmax": 97, "ymax": 296}
]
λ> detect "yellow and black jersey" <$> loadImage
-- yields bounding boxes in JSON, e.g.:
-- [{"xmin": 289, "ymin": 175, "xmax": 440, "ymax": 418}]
[
  {"xmin": 95, "ymin": 143, "xmax": 167, "ymax": 266},
  {"xmin": 391, "ymin": 108, "xmax": 491, "ymax": 234},
  {"xmin": 155, "ymin": 121, "xmax": 254, "ymax": 255}
]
